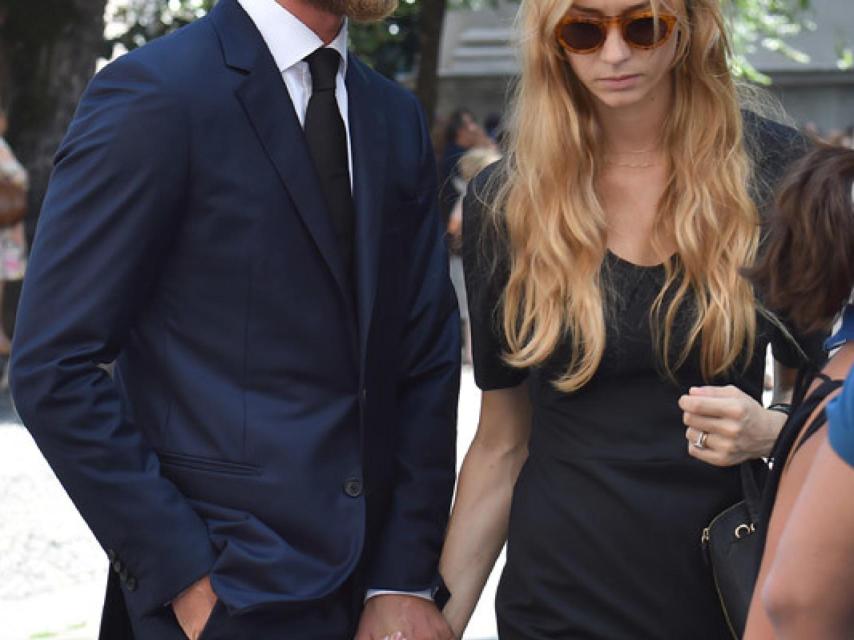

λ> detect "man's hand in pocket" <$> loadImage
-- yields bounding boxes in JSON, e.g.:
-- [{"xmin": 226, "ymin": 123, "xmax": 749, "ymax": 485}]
[{"xmin": 172, "ymin": 575, "xmax": 218, "ymax": 640}]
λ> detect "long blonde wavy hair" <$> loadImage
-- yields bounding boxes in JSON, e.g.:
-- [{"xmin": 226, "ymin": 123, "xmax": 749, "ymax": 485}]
[{"xmin": 490, "ymin": 0, "xmax": 759, "ymax": 392}]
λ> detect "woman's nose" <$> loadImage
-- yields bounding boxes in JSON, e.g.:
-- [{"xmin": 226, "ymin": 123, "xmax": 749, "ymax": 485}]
[{"xmin": 599, "ymin": 24, "xmax": 633, "ymax": 65}]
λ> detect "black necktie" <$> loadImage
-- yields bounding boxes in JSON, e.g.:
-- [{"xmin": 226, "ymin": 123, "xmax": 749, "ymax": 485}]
[{"xmin": 304, "ymin": 48, "xmax": 355, "ymax": 277}]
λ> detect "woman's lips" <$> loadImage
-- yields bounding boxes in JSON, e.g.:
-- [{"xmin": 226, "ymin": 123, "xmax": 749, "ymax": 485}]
[{"xmin": 598, "ymin": 74, "xmax": 641, "ymax": 90}]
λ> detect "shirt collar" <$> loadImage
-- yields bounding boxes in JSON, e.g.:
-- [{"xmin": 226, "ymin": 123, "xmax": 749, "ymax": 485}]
[{"xmin": 237, "ymin": 0, "xmax": 349, "ymax": 75}]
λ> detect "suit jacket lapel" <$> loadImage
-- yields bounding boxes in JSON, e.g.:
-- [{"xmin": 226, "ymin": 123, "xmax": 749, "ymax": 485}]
[
  {"xmin": 211, "ymin": 0, "xmax": 353, "ymax": 310},
  {"xmin": 347, "ymin": 57, "xmax": 387, "ymax": 371}
]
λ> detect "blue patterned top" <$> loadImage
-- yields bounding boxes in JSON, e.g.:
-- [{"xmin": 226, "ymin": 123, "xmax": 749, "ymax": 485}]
[
  {"xmin": 829, "ymin": 370, "xmax": 854, "ymax": 467},
  {"xmin": 828, "ymin": 306, "xmax": 854, "ymax": 467}
]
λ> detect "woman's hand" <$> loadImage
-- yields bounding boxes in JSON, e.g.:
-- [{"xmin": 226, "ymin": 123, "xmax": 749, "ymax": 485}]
[{"xmin": 678, "ymin": 385, "xmax": 787, "ymax": 467}]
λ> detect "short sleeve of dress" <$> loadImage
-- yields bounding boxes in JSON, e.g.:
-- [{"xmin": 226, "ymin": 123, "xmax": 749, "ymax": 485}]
[
  {"xmin": 744, "ymin": 112, "xmax": 828, "ymax": 369},
  {"xmin": 828, "ymin": 369, "xmax": 854, "ymax": 469},
  {"xmin": 462, "ymin": 163, "xmax": 528, "ymax": 391}
]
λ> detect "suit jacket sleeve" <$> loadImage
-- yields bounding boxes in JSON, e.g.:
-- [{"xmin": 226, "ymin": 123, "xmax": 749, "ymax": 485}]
[
  {"xmin": 9, "ymin": 55, "xmax": 217, "ymax": 615},
  {"xmin": 366, "ymin": 95, "xmax": 460, "ymax": 598}
]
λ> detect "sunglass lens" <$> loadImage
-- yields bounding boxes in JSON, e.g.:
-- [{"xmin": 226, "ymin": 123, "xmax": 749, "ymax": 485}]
[
  {"xmin": 625, "ymin": 16, "xmax": 670, "ymax": 47},
  {"xmin": 560, "ymin": 22, "xmax": 604, "ymax": 52}
]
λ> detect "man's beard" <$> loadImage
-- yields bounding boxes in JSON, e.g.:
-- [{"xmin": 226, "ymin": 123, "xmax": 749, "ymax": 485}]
[{"xmin": 307, "ymin": 0, "xmax": 398, "ymax": 22}]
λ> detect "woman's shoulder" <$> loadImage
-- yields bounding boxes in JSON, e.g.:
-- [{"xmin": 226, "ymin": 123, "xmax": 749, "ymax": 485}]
[
  {"xmin": 743, "ymin": 110, "xmax": 809, "ymax": 167},
  {"xmin": 461, "ymin": 158, "xmax": 510, "ymax": 276},
  {"xmin": 743, "ymin": 110, "xmax": 811, "ymax": 215},
  {"xmin": 466, "ymin": 159, "xmax": 504, "ymax": 207},
  {"xmin": 462, "ymin": 159, "xmax": 505, "ymax": 238}
]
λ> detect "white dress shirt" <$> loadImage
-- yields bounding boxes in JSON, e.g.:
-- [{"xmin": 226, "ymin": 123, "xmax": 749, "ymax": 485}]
[
  {"xmin": 238, "ymin": 0, "xmax": 352, "ymax": 186},
  {"xmin": 236, "ymin": 0, "xmax": 433, "ymax": 604}
]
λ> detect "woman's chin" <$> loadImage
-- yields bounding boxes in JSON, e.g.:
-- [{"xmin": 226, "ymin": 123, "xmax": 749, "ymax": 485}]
[{"xmin": 591, "ymin": 87, "xmax": 647, "ymax": 110}]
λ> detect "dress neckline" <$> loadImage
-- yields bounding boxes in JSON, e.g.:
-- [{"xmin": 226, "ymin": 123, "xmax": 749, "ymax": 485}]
[{"xmin": 605, "ymin": 248, "xmax": 670, "ymax": 271}]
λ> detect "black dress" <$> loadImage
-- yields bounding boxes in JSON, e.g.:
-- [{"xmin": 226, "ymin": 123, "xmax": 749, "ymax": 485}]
[{"xmin": 461, "ymin": 115, "xmax": 825, "ymax": 639}]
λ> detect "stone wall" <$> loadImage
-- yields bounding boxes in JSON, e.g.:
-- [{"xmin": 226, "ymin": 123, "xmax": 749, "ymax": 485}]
[{"xmin": 764, "ymin": 71, "xmax": 854, "ymax": 133}]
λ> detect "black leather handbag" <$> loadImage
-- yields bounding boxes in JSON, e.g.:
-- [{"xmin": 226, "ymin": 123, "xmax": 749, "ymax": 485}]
[{"xmin": 701, "ymin": 461, "xmax": 765, "ymax": 639}]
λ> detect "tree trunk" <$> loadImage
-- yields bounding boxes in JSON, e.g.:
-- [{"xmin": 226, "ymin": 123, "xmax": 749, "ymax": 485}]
[
  {"xmin": 0, "ymin": 0, "xmax": 108, "ymax": 331},
  {"xmin": 2, "ymin": 0, "xmax": 109, "ymax": 238},
  {"xmin": 414, "ymin": 0, "xmax": 447, "ymax": 129}
]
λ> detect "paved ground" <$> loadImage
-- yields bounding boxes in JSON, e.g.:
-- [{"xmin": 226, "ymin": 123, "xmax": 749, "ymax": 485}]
[{"xmin": 0, "ymin": 367, "xmax": 501, "ymax": 640}]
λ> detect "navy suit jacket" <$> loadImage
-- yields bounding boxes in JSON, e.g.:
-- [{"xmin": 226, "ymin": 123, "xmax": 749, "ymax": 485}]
[{"xmin": 10, "ymin": 0, "xmax": 459, "ymax": 623}]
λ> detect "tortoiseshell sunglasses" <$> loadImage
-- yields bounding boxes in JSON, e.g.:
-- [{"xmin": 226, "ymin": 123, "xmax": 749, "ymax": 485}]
[{"xmin": 555, "ymin": 10, "xmax": 678, "ymax": 54}]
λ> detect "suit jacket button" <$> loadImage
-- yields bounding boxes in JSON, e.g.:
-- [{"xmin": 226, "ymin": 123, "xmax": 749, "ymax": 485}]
[
  {"xmin": 107, "ymin": 549, "xmax": 116, "ymax": 562},
  {"xmin": 344, "ymin": 478, "xmax": 363, "ymax": 498},
  {"xmin": 112, "ymin": 559, "xmax": 123, "ymax": 574},
  {"xmin": 125, "ymin": 576, "xmax": 138, "ymax": 592}
]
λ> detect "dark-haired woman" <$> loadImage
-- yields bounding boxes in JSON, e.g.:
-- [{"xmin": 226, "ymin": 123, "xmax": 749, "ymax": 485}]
[{"xmin": 743, "ymin": 146, "xmax": 854, "ymax": 639}]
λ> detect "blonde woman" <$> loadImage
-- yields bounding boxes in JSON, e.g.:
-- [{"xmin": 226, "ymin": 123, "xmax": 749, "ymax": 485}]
[{"xmin": 439, "ymin": 0, "xmax": 823, "ymax": 638}]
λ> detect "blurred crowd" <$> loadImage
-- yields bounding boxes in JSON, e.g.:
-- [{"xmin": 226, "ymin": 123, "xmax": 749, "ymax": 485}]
[
  {"xmin": 432, "ymin": 108, "xmax": 503, "ymax": 365},
  {"xmin": 804, "ymin": 121, "xmax": 854, "ymax": 148}
]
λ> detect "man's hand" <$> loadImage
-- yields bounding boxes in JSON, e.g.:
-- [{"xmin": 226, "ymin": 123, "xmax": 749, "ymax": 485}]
[
  {"xmin": 172, "ymin": 575, "xmax": 218, "ymax": 640},
  {"xmin": 355, "ymin": 594, "xmax": 456, "ymax": 640}
]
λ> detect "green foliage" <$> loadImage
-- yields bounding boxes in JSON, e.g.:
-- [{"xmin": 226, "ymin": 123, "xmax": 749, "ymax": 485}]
[
  {"xmin": 108, "ymin": 0, "xmax": 216, "ymax": 51},
  {"xmin": 347, "ymin": 0, "xmax": 420, "ymax": 78},
  {"xmin": 723, "ymin": 0, "xmax": 815, "ymax": 83},
  {"xmin": 347, "ymin": 0, "xmax": 493, "ymax": 76}
]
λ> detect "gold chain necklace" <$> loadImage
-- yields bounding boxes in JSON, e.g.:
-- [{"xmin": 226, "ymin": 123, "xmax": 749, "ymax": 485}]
[
  {"xmin": 603, "ymin": 157, "xmax": 660, "ymax": 169},
  {"xmin": 603, "ymin": 146, "xmax": 662, "ymax": 169}
]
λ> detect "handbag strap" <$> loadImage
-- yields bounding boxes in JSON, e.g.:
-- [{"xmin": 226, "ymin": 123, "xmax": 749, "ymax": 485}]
[
  {"xmin": 759, "ymin": 371, "xmax": 844, "ymax": 532},
  {"xmin": 737, "ymin": 370, "xmax": 835, "ymax": 524},
  {"xmin": 770, "ymin": 372, "xmax": 842, "ymax": 466},
  {"xmin": 792, "ymin": 376, "xmax": 844, "ymax": 455},
  {"xmin": 739, "ymin": 461, "xmax": 763, "ymax": 524}
]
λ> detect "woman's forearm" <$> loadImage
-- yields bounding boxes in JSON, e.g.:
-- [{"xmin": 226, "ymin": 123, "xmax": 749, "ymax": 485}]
[{"xmin": 440, "ymin": 438, "xmax": 527, "ymax": 637}]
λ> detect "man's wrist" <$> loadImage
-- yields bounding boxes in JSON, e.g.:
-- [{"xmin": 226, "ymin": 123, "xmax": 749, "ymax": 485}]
[
  {"xmin": 365, "ymin": 588, "xmax": 434, "ymax": 603},
  {"xmin": 173, "ymin": 575, "xmax": 214, "ymax": 604}
]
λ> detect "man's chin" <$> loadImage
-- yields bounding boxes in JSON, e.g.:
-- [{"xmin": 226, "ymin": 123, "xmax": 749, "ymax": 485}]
[
  {"xmin": 347, "ymin": 0, "xmax": 398, "ymax": 22},
  {"xmin": 308, "ymin": 0, "xmax": 398, "ymax": 23}
]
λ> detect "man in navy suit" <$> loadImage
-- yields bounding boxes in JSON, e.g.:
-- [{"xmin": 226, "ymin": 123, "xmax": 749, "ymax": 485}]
[{"xmin": 9, "ymin": 0, "xmax": 459, "ymax": 638}]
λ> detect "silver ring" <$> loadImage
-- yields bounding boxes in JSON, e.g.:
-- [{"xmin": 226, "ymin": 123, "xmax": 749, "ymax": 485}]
[{"xmin": 694, "ymin": 431, "xmax": 709, "ymax": 449}]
